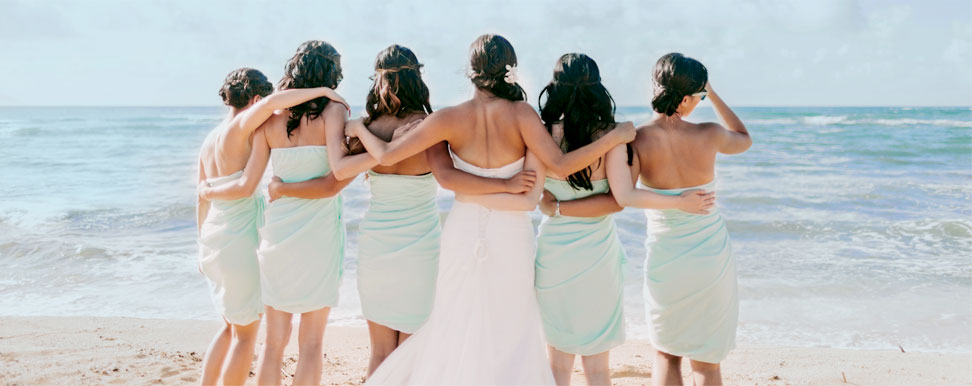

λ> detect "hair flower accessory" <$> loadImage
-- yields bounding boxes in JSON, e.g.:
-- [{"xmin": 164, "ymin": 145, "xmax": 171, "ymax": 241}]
[{"xmin": 504, "ymin": 64, "xmax": 519, "ymax": 85}]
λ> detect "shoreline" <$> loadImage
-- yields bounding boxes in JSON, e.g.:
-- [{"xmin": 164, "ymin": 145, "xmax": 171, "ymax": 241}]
[{"xmin": 1, "ymin": 316, "xmax": 969, "ymax": 385}]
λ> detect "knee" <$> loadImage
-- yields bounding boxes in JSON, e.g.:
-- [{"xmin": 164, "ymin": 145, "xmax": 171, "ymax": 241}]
[
  {"xmin": 657, "ymin": 350, "xmax": 682, "ymax": 365},
  {"xmin": 233, "ymin": 327, "xmax": 259, "ymax": 345},
  {"xmin": 691, "ymin": 360, "xmax": 720, "ymax": 372},
  {"xmin": 298, "ymin": 337, "xmax": 323, "ymax": 356}
]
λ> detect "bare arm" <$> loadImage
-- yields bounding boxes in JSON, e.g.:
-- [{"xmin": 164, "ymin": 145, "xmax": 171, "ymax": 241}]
[
  {"xmin": 706, "ymin": 83, "xmax": 751, "ymax": 154},
  {"xmin": 457, "ymin": 151, "xmax": 545, "ymax": 211},
  {"xmin": 539, "ymin": 189, "xmax": 623, "ymax": 218},
  {"xmin": 235, "ymin": 87, "xmax": 348, "ymax": 137},
  {"xmin": 426, "ymin": 142, "xmax": 536, "ymax": 194},
  {"xmin": 605, "ymin": 144, "xmax": 714, "ymax": 213},
  {"xmin": 325, "ymin": 109, "xmax": 379, "ymax": 180},
  {"xmin": 267, "ymin": 174, "xmax": 354, "ymax": 201},
  {"xmin": 517, "ymin": 103, "xmax": 635, "ymax": 176},
  {"xmin": 196, "ymin": 157, "xmax": 211, "ymax": 233},
  {"xmin": 199, "ymin": 127, "xmax": 271, "ymax": 200},
  {"xmin": 350, "ymin": 114, "xmax": 447, "ymax": 166}
]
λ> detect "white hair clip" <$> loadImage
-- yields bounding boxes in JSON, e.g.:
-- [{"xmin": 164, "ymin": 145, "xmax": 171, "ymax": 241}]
[{"xmin": 504, "ymin": 64, "xmax": 519, "ymax": 85}]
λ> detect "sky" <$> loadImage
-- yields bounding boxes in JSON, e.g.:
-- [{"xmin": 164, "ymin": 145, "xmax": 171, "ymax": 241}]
[{"xmin": 1, "ymin": 0, "xmax": 970, "ymax": 107}]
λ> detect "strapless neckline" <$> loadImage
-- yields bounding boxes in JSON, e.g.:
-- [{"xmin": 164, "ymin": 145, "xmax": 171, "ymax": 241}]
[{"xmin": 449, "ymin": 152, "xmax": 525, "ymax": 172}]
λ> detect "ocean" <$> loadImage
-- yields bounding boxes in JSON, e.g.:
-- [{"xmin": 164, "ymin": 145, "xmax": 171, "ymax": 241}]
[{"xmin": 0, "ymin": 106, "xmax": 969, "ymax": 353}]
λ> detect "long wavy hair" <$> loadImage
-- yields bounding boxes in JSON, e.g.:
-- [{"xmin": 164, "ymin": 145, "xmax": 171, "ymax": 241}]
[
  {"xmin": 277, "ymin": 40, "xmax": 343, "ymax": 137},
  {"xmin": 651, "ymin": 52, "xmax": 707, "ymax": 116},
  {"xmin": 364, "ymin": 44, "xmax": 433, "ymax": 125},
  {"xmin": 538, "ymin": 53, "xmax": 619, "ymax": 191},
  {"xmin": 467, "ymin": 34, "xmax": 526, "ymax": 102}
]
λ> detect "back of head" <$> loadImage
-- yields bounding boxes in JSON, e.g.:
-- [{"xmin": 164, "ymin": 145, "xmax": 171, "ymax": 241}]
[
  {"xmin": 278, "ymin": 40, "xmax": 344, "ymax": 136},
  {"xmin": 365, "ymin": 44, "xmax": 433, "ymax": 125},
  {"xmin": 219, "ymin": 68, "xmax": 273, "ymax": 109},
  {"xmin": 538, "ymin": 53, "xmax": 616, "ymax": 190},
  {"xmin": 468, "ymin": 34, "xmax": 526, "ymax": 102},
  {"xmin": 651, "ymin": 53, "xmax": 707, "ymax": 116}
]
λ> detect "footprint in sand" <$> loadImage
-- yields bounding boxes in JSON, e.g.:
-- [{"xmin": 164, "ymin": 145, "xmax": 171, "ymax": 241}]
[
  {"xmin": 180, "ymin": 376, "xmax": 198, "ymax": 382},
  {"xmin": 610, "ymin": 364, "xmax": 651, "ymax": 378},
  {"xmin": 159, "ymin": 366, "xmax": 179, "ymax": 378}
]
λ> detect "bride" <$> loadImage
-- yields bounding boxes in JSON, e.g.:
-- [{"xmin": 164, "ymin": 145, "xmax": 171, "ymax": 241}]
[{"xmin": 349, "ymin": 34, "xmax": 635, "ymax": 384}]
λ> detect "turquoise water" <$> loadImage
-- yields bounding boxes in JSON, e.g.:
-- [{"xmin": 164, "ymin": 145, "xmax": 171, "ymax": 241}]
[{"xmin": 0, "ymin": 106, "xmax": 969, "ymax": 352}]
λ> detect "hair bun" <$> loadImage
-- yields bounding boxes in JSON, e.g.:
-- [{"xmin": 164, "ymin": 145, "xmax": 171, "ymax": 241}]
[{"xmin": 219, "ymin": 68, "xmax": 273, "ymax": 109}]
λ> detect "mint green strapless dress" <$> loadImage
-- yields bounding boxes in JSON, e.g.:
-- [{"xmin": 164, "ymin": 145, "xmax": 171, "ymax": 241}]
[
  {"xmin": 198, "ymin": 170, "xmax": 264, "ymax": 325},
  {"xmin": 257, "ymin": 146, "xmax": 345, "ymax": 314},
  {"xmin": 357, "ymin": 171, "xmax": 441, "ymax": 333},
  {"xmin": 642, "ymin": 179, "xmax": 737, "ymax": 364},
  {"xmin": 535, "ymin": 178, "xmax": 626, "ymax": 356}
]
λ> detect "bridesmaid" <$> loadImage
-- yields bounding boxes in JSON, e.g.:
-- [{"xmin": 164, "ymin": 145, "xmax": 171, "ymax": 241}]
[
  {"xmin": 532, "ymin": 53, "xmax": 711, "ymax": 386},
  {"xmin": 200, "ymin": 40, "xmax": 364, "ymax": 386},
  {"xmin": 195, "ymin": 68, "xmax": 346, "ymax": 385},
  {"xmin": 606, "ymin": 53, "xmax": 752, "ymax": 386},
  {"xmin": 270, "ymin": 44, "xmax": 538, "ymax": 377}
]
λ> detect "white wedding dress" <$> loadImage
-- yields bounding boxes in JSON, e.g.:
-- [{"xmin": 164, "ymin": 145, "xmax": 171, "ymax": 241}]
[{"xmin": 365, "ymin": 152, "xmax": 555, "ymax": 385}]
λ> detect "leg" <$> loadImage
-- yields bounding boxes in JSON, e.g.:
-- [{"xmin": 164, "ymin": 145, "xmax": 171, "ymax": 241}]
[
  {"xmin": 256, "ymin": 306, "xmax": 293, "ymax": 386},
  {"xmin": 653, "ymin": 350, "xmax": 683, "ymax": 386},
  {"xmin": 580, "ymin": 351, "xmax": 611, "ymax": 386},
  {"xmin": 689, "ymin": 360, "xmax": 722, "ymax": 386},
  {"xmin": 547, "ymin": 345, "xmax": 576, "ymax": 386},
  {"xmin": 221, "ymin": 319, "xmax": 261, "ymax": 386},
  {"xmin": 366, "ymin": 321, "xmax": 401, "ymax": 378},
  {"xmin": 200, "ymin": 322, "xmax": 232, "ymax": 386},
  {"xmin": 292, "ymin": 307, "xmax": 331, "ymax": 386},
  {"xmin": 397, "ymin": 331, "xmax": 411, "ymax": 345}
]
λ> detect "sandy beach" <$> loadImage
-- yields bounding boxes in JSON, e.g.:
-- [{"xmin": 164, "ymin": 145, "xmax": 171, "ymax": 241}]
[{"xmin": 1, "ymin": 316, "xmax": 968, "ymax": 386}]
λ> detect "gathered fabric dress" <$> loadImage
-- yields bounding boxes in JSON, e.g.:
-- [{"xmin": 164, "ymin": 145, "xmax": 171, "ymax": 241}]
[
  {"xmin": 197, "ymin": 170, "xmax": 264, "ymax": 325},
  {"xmin": 357, "ymin": 170, "xmax": 441, "ymax": 333},
  {"xmin": 535, "ymin": 178, "xmax": 626, "ymax": 356},
  {"xmin": 257, "ymin": 146, "xmax": 345, "ymax": 314},
  {"xmin": 365, "ymin": 152, "xmax": 555, "ymax": 386},
  {"xmin": 642, "ymin": 179, "xmax": 737, "ymax": 364}
]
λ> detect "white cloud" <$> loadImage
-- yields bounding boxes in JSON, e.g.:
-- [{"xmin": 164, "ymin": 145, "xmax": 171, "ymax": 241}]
[{"xmin": 0, "ymin": 0, "xmax": 969, "ymax": 106}]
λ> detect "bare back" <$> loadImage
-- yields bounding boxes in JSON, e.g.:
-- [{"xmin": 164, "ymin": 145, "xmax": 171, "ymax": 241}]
[
  {"xmin": 545, "ymin": 122, "xmax": 608, "ymax": 181},
  {"xmin": 263, "ymin": 103, "xmax": 344, "ymax": 149},
  {"xmin": 441, "ymin": 97, "xmax": 528, "ymax": 168},
  {"xmin": 199, "ymin": 117, "xmax": 256, "ymax": 179},
  {"xmin": 635, "ymin": 118, "xmax": 722, "ymax": 189},
  {"xmin": 367, "ymin": 113, "xmax": 431, "ymax": 175}
]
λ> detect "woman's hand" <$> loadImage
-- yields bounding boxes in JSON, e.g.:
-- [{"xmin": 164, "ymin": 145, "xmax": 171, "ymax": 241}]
[
  {"xmin": 608, "ymin": 121, "xmax": 637, "ymax": 145},
  {"xmin": 677, "ymin": 189, "xmax": 716, "ymax": 214},
  {"xmin": 391, "ymin": 119, "xmax": 423, "ymax": 140},
  {"xmin": 539, "ymin": 189, "xmax": 557, "ymax": 216},
  {"xmin": 504, "ymin": 170, "xmax": 537, "ymax": 193},
  {"xmin": 267, "ymin": 176, "xmax": 284, "ymax": 202},
  {"xmin": 197, "ymin": 181, "xmax": 212, "ymax": 200},
  {"xmin": 345, "ymin": 118, "xmax": 364, "ymax": 138}
]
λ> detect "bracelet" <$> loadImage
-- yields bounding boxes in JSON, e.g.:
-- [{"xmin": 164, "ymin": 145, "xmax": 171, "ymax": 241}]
[{"xmin": 554, "ymin": 200, "xmax": 561, "ymax": 217}]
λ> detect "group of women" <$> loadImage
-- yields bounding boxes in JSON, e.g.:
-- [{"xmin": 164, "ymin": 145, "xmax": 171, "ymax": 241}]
[{"xmin": 194, "ymin": 34, "xmax": 751, "ymax": 386}]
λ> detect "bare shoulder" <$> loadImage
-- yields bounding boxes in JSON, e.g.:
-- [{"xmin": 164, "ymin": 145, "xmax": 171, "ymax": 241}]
[
  {"xmin": 695, "ymin": 121, "xmax": 727, "ymax": 141},
  {"xmin": 323, "ymin": 100, "xmax": 348, "ymax": 119},
  {"xmin": 634, "ymin": 122, "xmax": 665, "ymax": 145},
  {"xmin": 260, "ymin": 112, "xmax": 289, "ymax": 141},
  {"xmin": 511, "ymin": 100, "xmax": 538, "ymax": 117}
]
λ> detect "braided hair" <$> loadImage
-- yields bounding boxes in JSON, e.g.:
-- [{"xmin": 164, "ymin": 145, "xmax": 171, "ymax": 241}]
[{"xmin": 364, "ymin": 44, "xmax": 433, "ymax": 126}]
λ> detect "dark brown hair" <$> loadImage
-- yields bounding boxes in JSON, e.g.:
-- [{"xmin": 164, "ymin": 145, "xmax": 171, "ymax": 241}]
[
  {"xmin": 219, "ymin": 68, "xmax": 273, "ymax": 109},
  {"xmin": 468, "ymin": 34, "xmax": 525, "ymax": 102},
  {"xmin": 364, "ymin": 44, "xmax": 433, "ymax": 125},
  {"xmin": 538, "ymin": 53, "xmax": 616, "ymax": 191},
  {"xmin": 651, "ymin": 52, "xmax": 708, "ymax": 116},
  {"xmin": 278, "ymin": 40, "xmax": 343, "ymax": 137}
]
